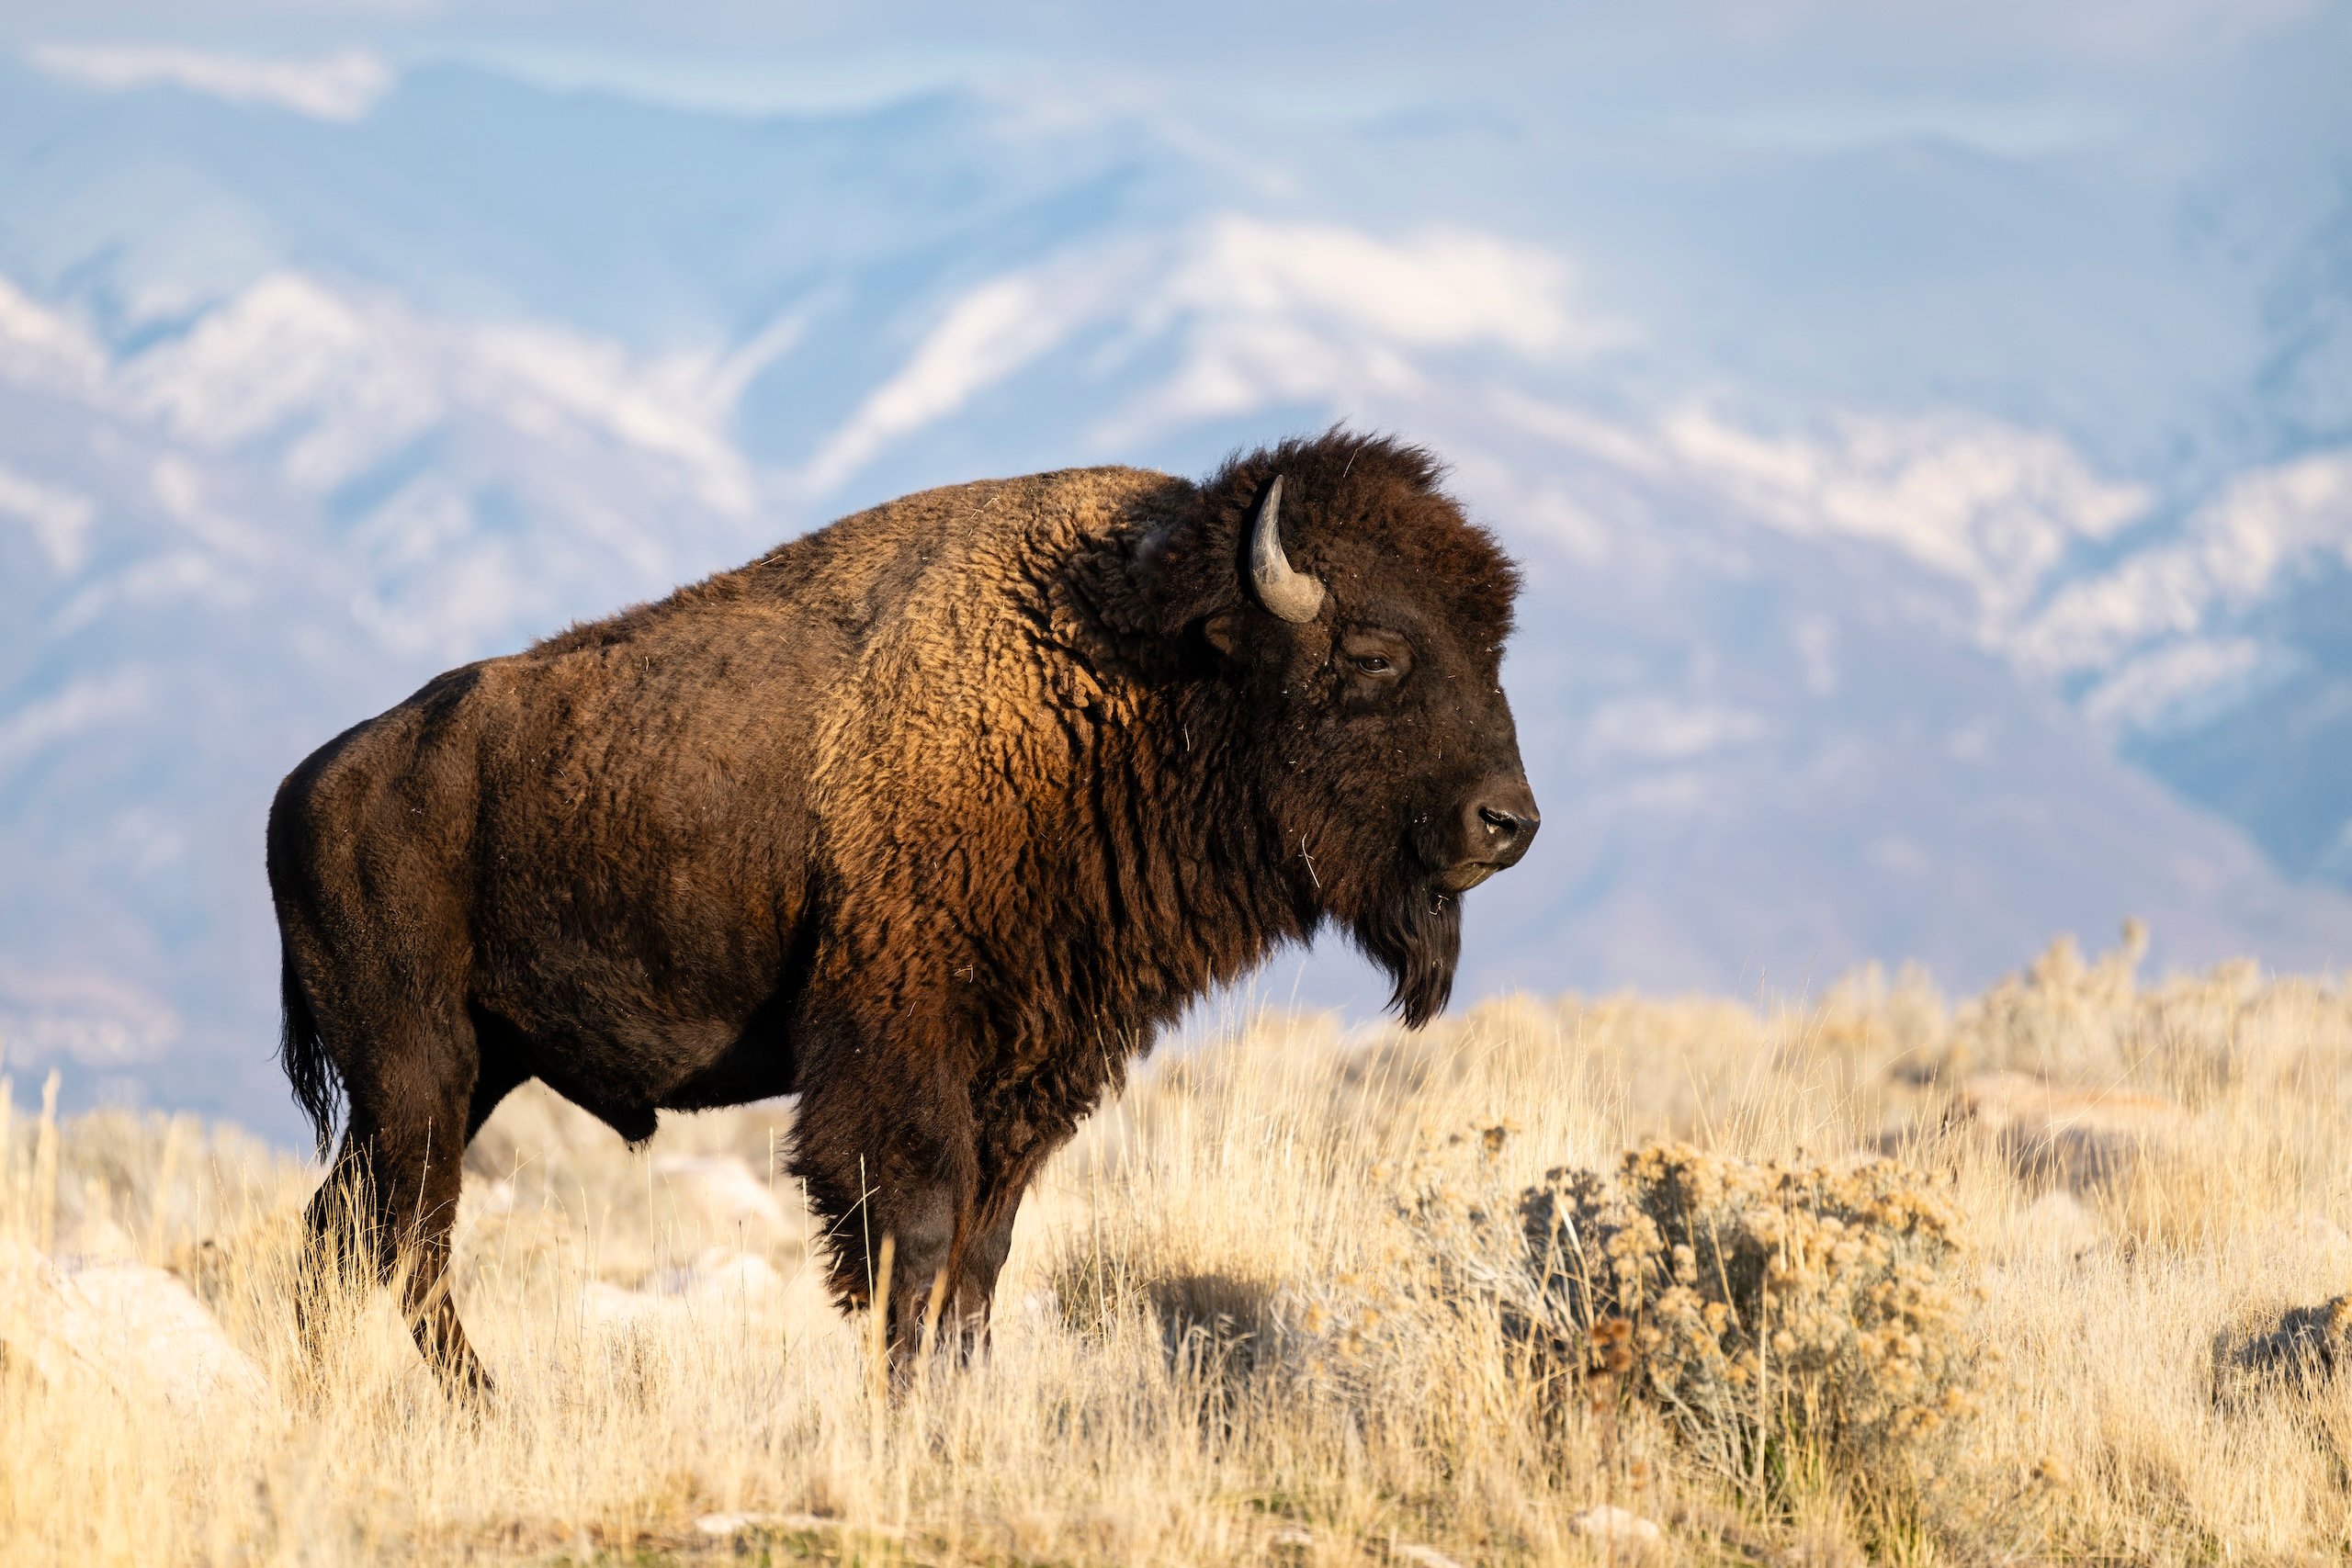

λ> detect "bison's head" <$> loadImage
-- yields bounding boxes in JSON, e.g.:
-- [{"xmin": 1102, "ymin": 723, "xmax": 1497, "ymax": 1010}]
[{"xmin": 1142, "ymin": 431, "xmax": 1537, "ymax": 1026}]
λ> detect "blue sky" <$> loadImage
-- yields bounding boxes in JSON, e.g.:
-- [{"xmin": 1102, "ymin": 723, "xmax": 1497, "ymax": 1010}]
[{"xmin": 5, "ymin": 2, "xmax": 2338, "ymax": 130}]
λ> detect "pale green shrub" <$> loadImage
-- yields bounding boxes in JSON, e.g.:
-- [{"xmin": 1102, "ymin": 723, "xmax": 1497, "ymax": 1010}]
[{"xmin": 1357, "ymin": 1132, "xmax": 1987, "ymax": 1497}]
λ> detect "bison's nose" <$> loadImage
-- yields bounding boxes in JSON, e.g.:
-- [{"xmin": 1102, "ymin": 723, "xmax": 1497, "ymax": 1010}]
[
  {"xmin": 1477, "ymin": 801, "xmax": 1536, "ymax": 856},
  {"xmin": 1442, "ymin": 779, "xmax": 1539, "ymax": 889},
  {"xmin": 1469, "ymin": 784, "xmax": 1539, "ymax": 866}
]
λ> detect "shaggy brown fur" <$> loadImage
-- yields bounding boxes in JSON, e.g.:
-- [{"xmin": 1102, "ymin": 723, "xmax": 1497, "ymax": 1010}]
[{"xmin": 268, "ymin": 430, "xmax": 1536, "ymax": 1386}]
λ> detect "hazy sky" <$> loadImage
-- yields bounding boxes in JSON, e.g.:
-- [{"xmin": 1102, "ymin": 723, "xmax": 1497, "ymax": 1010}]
[{"xmin": 4, "ymin": 0, "xmax": 2340, "ymax": 134}]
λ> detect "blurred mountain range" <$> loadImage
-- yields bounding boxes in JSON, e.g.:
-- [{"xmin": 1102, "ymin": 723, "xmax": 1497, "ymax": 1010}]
[{"xmin": 0, "ymin": 51, "xmax": 2346, "ymax": 1132}]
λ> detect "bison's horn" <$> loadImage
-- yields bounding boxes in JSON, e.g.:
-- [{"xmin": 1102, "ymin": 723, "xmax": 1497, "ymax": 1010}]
[{"xmin": 1249, "ymin": 476, "xmax": 1326, "ymax": 623}]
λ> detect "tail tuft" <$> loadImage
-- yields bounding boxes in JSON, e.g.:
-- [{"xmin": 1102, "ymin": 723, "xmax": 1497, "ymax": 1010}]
[{"xmin": 278, "ymin": 942, "xmax": 343, "ymax": 1158}]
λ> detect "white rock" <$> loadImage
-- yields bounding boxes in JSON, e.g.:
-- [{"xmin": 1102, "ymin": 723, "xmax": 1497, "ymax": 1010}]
[
  {"xmin": 450, "ymin": 1177, "xmax": 519, "ymax": 1252},
  {"xmin": 580, "ymin": 1280, "xmax": 687, "ymax": 1334},
  {"xmin": 2293, "ymin": 1213, "xmax": 2352, "ymax": 1253},
  {"xmin": 650, "ymin": 1155, "xmax": 788, "ymax": 1242},
  {"xmin": 0, "ymin": 1236, "xmax": 266, "ymax": 1410},
  {"xmin": 62, "ymin": 1179, "xmax": 141, "ymax": 1263},
  {"xmin": 582, "ymin": 1250, "xmax": 792, "ymax": 1337},
  {"xmin": 1570, "ymin": 1504, "xmax": 1663, "ymax": 1545},
  {"xmin": 2008, "ymin": 1190, "xmax": 2104, "ymax": 1260},
  {"xmin": 462, "ymin": 1177, "xmax": 518, "ymax": 1219},
  {"xmin": 1393, "ymin": 1545, "xmax": 1467, "ymax": 1568},
  {"xmin": 693, "ymin": 1511, "xmax": 899, "ymax": 1540},
  {"xmin": 646, "ymin": 1247, "xmax": 786, "ymax": 1303},
  {"xmin": 695, "ymin": 1511, "xmax": 789, "ymax": 1537}
]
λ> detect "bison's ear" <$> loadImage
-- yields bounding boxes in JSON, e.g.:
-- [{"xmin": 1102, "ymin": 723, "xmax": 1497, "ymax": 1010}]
[
  {"xmin": 1201, "ymin": 609, "xmax": 1244, "ymax": 660},
  {"xmin": 1126, "ymin": 517, "xmax": 1216, "ymax": 630},
  {"xmin": 1127, "ymin": 513, "xmax": 1242, "ymax": 651}
]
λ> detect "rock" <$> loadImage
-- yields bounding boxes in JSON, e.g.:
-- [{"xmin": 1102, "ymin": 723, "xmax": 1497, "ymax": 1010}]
[
  {"xmin": 459, "ymin": 1177, "xmax": 518, "ymax": 1221},
  {"xmin": 61, "ymin": 1177, "xmax": 141, "ymax": 1263},
  {"xmin": 694, "ymin": 1511, "xmax": 901, "ymax": 1540},
  {"xmin": 2214, "ymin": 1294, "xmax": 2352, "ymax": 1403},
  {"xmin": 581, "ymin": 1250, "xmax": 790, "ymax": 1336},
  {"xmin": 1958, "ymin": 1071, "xmax": 2188, "ymax": 1189},
  {"xmin": 0, "ymin": 1236, "xmax": 266, "ymax": 1410},
  {"xmin": 2291, "ymin": 1214, "xmax": 2352, "ymax": 1255},
  {"xmin": 581, "ymin": 1280, "xmax": 687, "ymax": 1335},
  {"xmin": 695, "ymin": 1512, "xmax": 766, "ymax": 1537},
  {"xmin": 650, "ymin": 1155, "xmax": 789, "ymax": 1243},
  {"xmin": 1571, "ymin": 1504, "xmax": 1663, "ymax": 1545},
  {"xmin": 451, "ymin": 1178, "xmax": 518, "ymax": 1253},
  {"xmin": 695, "ymin": 1511, "xmax": 812, "ymax": 1537},
  {"xmin": 645, "ymin": 1247, "xmax": 786, "ymax": 1304},
  {"xmin": 1392, "ymin": 1545, "xmax": 1467, "ymax": 1568},
  {"xmin": 2006, "ymin": 1190, "xmax": 2104, "ymax": 1261}
]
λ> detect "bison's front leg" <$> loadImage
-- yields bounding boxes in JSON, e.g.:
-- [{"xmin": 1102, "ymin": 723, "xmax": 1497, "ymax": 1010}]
[
  {"xmin": 929, "ymin": 1115, "xmax": 1075, "ymax": 1359},
  {"xmin": 788, "ymin": 1054, "xmax": 980, "ymax": 1371},
  {"xmin": 932, "ymin": 1179, "xmax": 1027, "ymax": 1358}
]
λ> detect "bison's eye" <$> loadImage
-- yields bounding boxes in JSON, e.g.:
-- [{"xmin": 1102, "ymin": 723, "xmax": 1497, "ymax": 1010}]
[{"xmin": 1340, "ymin": 633, "xmax": 1412, "ymax": 693}]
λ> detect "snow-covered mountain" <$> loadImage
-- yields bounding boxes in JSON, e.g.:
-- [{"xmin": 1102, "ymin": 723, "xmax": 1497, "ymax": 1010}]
[{"xmin": 1, "ymin": 53, "xmax": 2346, "ymax": 1134}]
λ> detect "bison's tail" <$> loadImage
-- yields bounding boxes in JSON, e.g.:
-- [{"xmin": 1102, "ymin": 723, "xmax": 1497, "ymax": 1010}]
[{"xmin": 278, "ymin": 940, "xmax": 343, "ymax": 1159}]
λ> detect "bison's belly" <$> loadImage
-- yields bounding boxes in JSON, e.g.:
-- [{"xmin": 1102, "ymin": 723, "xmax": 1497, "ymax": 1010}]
[{"xmin": 470, "ymin": 876, "xmax": 810, "ymax": 1134}]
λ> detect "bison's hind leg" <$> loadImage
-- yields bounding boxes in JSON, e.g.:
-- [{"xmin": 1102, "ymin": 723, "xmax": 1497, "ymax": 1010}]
[{"xmin": 296, "ymin": 1013, "xmax": 501, "ymax": 1399}]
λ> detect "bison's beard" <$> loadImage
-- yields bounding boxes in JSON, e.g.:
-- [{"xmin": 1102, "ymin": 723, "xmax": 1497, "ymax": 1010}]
[{"xmin": 1347, "ymin": 875, "xmax": 1464, "ymax": 1029}]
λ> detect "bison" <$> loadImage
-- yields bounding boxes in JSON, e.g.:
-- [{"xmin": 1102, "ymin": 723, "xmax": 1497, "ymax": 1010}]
[{"xmin": 267, "ymin": 430, "xmax": 1537, "ymax": 1388}]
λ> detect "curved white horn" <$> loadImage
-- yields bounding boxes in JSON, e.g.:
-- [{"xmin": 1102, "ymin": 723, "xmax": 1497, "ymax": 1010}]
[{"xmin": 1249, "ymin": 476, "xmax": 1326, "ymax": 623}]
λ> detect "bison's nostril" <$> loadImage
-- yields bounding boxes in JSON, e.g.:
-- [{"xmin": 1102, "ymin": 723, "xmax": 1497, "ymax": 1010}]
[{"xmin": 1458, "ymin": 783, "xmax": 1539, "ymax": 874}]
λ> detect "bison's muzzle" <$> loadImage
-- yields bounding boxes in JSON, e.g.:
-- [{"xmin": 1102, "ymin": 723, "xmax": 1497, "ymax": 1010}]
[{"xmin": 1438, "ymin": 775, "xmax": 1541, "ymax": 892}]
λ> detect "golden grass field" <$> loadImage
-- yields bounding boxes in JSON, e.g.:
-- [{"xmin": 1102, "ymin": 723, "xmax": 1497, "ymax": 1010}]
[{"xmin": 5, "ymin": 925, "xmax": 2352, "ymax": 1565}]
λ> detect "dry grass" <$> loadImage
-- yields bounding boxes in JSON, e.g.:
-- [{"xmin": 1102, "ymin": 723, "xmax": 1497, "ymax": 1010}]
[{"xmin": 4, "ymin": 926, "xmax": 2352, "ymax": 1564}]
